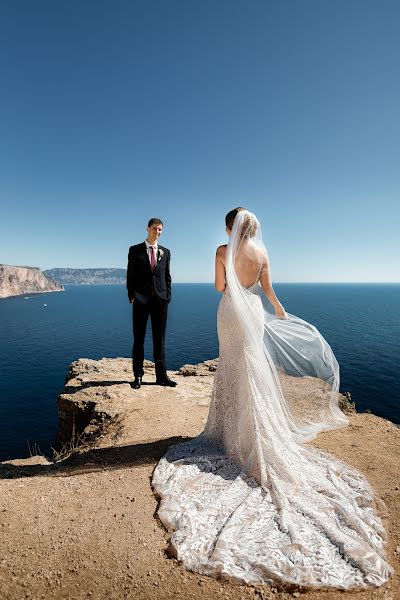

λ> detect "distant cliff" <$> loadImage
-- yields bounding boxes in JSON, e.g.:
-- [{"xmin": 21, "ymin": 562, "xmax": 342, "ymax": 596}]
[
  {"xmin": 0, "ymin": 265, "xmax": 64, "ymax": 299},
  {"xmin": 44, "ymin": 268, "xmax": 126, "ymax": 285}
]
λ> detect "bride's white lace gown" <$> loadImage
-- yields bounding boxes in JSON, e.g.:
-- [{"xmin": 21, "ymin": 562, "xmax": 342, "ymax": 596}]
[{"xmin": 152, "ymin": 213, "xmax": 392, "ymax": 589}]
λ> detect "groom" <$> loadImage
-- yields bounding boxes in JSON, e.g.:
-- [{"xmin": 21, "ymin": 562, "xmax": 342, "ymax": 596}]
[{"xmin": 126, "ymin": 218, "xmax": 177, "ymax": 389}]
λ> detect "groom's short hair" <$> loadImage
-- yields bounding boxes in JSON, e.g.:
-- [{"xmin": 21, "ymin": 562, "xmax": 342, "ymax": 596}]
[{"xmin": 148, "ymin": 218, "xmax": 163, "ymax": 227}]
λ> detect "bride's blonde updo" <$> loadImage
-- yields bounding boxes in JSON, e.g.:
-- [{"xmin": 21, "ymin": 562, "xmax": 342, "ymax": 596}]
[{"xmin": 225, "ymin": 207, "xmax": 258, "ymax": 238}]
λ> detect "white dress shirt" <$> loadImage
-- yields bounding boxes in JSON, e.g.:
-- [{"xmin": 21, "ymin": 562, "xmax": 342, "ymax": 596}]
[{"xmin": 145, "ymin": 239, "xmax": 158, "ymax": 267}]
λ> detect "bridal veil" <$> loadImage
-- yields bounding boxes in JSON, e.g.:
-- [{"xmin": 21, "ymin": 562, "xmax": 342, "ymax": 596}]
[{"xmin": 225, "ymin": 209, "xmax": 348, "ymax": 446}]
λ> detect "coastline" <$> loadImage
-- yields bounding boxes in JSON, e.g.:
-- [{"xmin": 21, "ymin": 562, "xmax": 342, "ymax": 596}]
[{"xmin": 0, "ymin": 288, "xmax": 64, "ymax": 300}]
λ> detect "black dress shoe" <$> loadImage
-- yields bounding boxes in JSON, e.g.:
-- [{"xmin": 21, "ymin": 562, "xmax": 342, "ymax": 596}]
[
  {"xmin": 156, "ymin": 376, "xmax": 177, "ymax": 387},
  {"xmin": 131, "ymin": 376, "xmax": 142, "ymax": 389}
]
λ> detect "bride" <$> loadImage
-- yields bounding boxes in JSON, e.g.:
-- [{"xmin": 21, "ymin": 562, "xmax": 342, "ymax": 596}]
[{"xmin": 152, "ymin": 208, "xmax": 392, "ymax": 589}]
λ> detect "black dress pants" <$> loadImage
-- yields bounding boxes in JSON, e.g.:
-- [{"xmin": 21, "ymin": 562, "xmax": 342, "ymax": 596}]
[{"xmin": 132, "ymin": 297, "xmax": 168, "ymax": 379}]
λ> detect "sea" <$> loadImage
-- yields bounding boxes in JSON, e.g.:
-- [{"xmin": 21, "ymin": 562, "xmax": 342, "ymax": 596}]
[{"xmin": 0, "ymin": 283, "xmax": 399, "ymax": 462}]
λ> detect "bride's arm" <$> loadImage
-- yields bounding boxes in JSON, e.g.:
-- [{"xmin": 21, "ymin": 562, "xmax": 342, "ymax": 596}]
[
  {"xmin": 215, "ymin": 245, "xmax": 226, "ymax": 292},
  {"xmin": 259, "ymin": 255, "xmax": 286, "ymax": 319}
]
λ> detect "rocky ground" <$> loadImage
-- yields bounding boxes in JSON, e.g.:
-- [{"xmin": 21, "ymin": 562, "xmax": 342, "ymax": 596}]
[{"xmin": 0, "ymin": 358, "xmax": 398, "ymax": 600}]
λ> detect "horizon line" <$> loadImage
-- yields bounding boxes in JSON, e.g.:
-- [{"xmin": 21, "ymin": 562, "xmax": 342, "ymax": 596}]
[
  {"xmin": 56, "ymin": 280, "xmax": 400, "ymax": 285},
  {"xmin": 173, "ymin": 281, "xmax": 400, "ymax": 284}
]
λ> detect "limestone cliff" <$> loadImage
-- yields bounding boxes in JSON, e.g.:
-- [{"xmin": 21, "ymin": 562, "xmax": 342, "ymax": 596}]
[{"xmin": 0, "ymin": 264, "xmax": 64, "ymax": 299}]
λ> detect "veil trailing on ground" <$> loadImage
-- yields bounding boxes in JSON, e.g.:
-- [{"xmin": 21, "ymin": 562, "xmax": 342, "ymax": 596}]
[{"xmin": 225, "ymin": 210, "xmax": 349, "ymax": 444}]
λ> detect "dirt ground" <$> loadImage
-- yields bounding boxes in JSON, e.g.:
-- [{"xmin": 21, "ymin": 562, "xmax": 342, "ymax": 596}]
[{"xmin": 0, "ymin": 359, "xmax": 398, "ymax": 600}]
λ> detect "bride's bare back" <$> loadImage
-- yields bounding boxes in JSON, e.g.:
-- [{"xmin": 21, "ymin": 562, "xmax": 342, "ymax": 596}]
[
  {"xmin": 215, "ymin": 239, "xmax": 285, "ymax": 319},
  {"xmin": 215, "ymin": 241, "xmax": 267, "ymax": 290},
  {"xmin": 234, "ymin": 240, "xmax": 266, "ymax": 288}
]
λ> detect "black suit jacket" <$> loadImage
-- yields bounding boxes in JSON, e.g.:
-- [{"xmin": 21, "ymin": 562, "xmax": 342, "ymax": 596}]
[{"xmin": 127, "ymin": 242, "xmax": 171, "ymax": 304}]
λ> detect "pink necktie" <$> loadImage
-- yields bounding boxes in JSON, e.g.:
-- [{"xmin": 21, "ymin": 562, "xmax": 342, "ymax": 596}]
[{"xmin": 149, "ymin": 246, "xmax": 156, "ymax": 271}]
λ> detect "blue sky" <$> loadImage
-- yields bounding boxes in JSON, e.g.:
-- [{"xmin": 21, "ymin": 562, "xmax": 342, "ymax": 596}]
[{"xmin": 0, "ymin": 0, "xmax": 399, "ymax": 282}]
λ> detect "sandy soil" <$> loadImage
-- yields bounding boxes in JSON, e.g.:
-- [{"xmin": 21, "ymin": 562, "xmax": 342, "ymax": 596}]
[{"xmin": 0, "ymin": 359, "xmax": 398, "ymax": 600}]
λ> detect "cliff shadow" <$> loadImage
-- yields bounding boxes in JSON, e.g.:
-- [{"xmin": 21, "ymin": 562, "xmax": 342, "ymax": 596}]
[
  {"xmin": 0, "ymin": 435, "xmax": 193, "ymax": 479},
  {"xmin": 64, "ymin": 380, "xmax": 161, "ymax": 392}
]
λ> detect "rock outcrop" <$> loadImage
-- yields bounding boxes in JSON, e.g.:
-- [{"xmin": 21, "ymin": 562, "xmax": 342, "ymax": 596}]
[
  {"xmin": 54, "ymin": 357, "xmax": 355, "ymax": 453},
  {"xmin": 44, "ymin": 267, "xmax": 126, "ymax": 285},
  {"xmin": 54, "ymin": 358, "xmax": 220, "ymax": 452},
  {"xmin": 0, "ymin": 264, "xmax": 64, "ymax": 299}
]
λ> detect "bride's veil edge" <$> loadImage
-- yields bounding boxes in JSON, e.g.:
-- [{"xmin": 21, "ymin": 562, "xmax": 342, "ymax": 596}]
[{"xmin": 225, "ymin": 209, "xmax": 349, "ymax": 444}]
